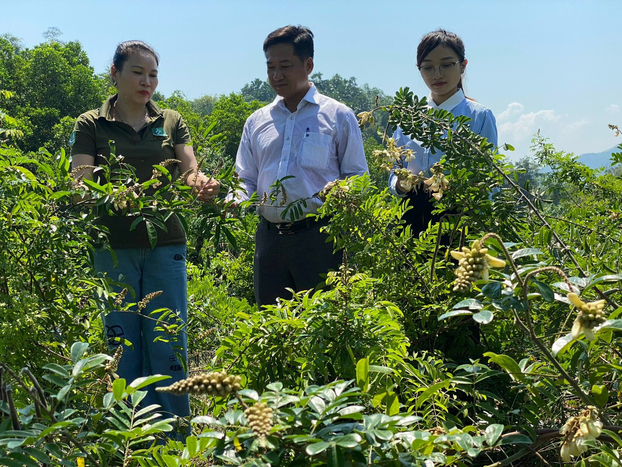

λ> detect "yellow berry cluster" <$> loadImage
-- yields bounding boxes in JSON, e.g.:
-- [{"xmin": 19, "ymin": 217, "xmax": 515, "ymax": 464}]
[
  {"xmin": 450, "ymin": 240, "xmax": 506, "ymax": 293},
  {"xmin": 156, "ymin": 372, "xmax": 242, "ymax": 397},
  {"xmin": 568, "ymin": 293, "xmax": 607, "ymax": 341},
  {"xmin": 560, "ymin": 406, "xmax": 602, "ymax": 462},
  {"xmin": 245, "ymin": 402, "xmax": 273, "ymax": 437}
]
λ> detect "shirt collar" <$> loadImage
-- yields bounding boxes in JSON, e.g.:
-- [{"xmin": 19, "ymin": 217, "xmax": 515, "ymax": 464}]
[
  {"xmin": 428, "ymin": 89, "xmax": 465, "ymax": 111},
  {"xmin": 98, "ymin": 95, "xmax": 163, "ymax": 121},
  {"xmin": 272, "ymin": 83, "xmax": 320, "ymax": 112}
]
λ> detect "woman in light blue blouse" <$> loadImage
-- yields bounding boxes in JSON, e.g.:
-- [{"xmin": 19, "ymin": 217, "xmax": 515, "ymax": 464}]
[{"xmin": 389, "ymin": 29, "xmax": 498, "ymax": 235}]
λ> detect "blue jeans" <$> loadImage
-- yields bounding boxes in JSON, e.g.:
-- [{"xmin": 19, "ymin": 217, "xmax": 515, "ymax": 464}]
[{"xmin": 94, "ymin": 244, "xmax": 190, "ymax": 425}]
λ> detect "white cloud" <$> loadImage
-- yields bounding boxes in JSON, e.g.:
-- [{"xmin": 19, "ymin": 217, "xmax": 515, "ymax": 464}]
[
  {"xmin": 496, "ymin": 102, "xmax": 597, "ymax": 159},
  {"xmin": 498, "ymin": 108, "xmax": 561, "ymax": 142},
  {"xmin": 497, "ymin": 102, "xmax": 524, "ymax": 121},
  {"xmin": 606, "ymin": 104, "xmax": 620, "ymax": 115}
]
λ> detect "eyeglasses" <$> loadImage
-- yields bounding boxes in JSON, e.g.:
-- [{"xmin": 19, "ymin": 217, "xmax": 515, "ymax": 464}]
[{"xmin": 418, "ymin": 61, "xmax": 461, "ymax": 78}]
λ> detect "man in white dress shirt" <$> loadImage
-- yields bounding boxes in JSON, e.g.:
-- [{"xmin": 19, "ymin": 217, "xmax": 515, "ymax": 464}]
[{"xmin": 234, "ymin": 25, "xmax": 368, "ymax": 306}]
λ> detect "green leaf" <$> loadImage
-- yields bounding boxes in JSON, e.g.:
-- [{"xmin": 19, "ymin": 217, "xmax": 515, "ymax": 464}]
[
  {"xmin": 306, "ymin": 441, "xmax": 331, "ymax": 456},
  {"xmin": 438, "ymin": 309, "xmax": 473, "ymax": 321},
  {"xmin": 40, "ymin": 421, "xmax": 74, "ymax": 437},
  {"xmin": 334, "ymin": 433, "xmax": 362, "ymax": 448},
  {"xmin": 20, "ymin": 447, "xmax": 51, "ymax": 464},
  {"xmin": 356, "ymin": 357, "xmax": 369, "ymax": 392},
  {"xmin": 551, "ymin": 333, "xmax": 574, "ymax": 357},
  {"xmin": 481, "ymin": 282, "xmax": 502, "ymax": 299},
  {"xmin": 131, "ymin": 390, "xmax": 147, "ymax": 407},
  {"xmin": 416, "ymin": 380, "xmax": 450, "ymax": 409},
  {"xmin": 368, "ymin": 365, "xmax": 394, "ymax": 375},
  {"xmin": 452, "ymin": 299, "xmax": 483, "ymax": 310},
  {"xmin": 308, "ymin": 396, "xmax": 326, "ymax": 415},
  {"xmin": 592, "ymin": 384, "xmax": 609, "ymax": 406},
  {"xmin": 499, "ymin": 434, "xmax": 533, "ymax": 445},
  {"xmin": 338, "ymin": 405, "xmax": 365, "ymax": 417},
  {"xmin": 191, "ymin": 416, "xmax": 223, "ymax": 426},
  {"xmin": 511, "ymin": 248, "xmax": 543, "ymax": 260},
  {"xmin": 83, "ymin": 179, "xmax": 106, "ymax": 193},
  {"xmin": 385, "ymin": 392, "xmax": 399, "ymax": 416},
  {"xmin": 146, "ymin": 221, "xmax": 158, "ymax": 249},
  {"xmin": 128, "ymin": 375, "xmax": 170, "ymax": 391},
  {"xmin": 221, "ymin": 225, "xmax": 238, "ymax": 250},
  {"xmin": 266, "ymin": 382, "xmax": 283, "ymax": 391},
  {"xmin": 472, "ymin": 310, "xmax": 494, "ymax": 324},
  {"xmin": 585, "ymin": 274, "xmax": 622, "ymax": 290},
  {"xmin": 6, "ymin": 453, "xmax": 39, "ymax": 467},
  {"xmin": 113, "ymin": 378, "xmax": 126, "ymax": 401},
  {"xmin": 185, "ymin": 436, "xmax": 198, "ymax": 457},
  {"xmin": 328, "ymin": 445, "xmax": 345, "ymax": 467},
  {"xmin": 484, "ymin": 424, "xmax": 504, "ymax": 446},
  {"xmin": 43, "ymin": 363, "xmax": 70, "ymax": 378},
  {"xmin": 70, "ymin": 342, "xmax": 89, "ymax": 363},
  {"xmin": 484, "ymin": 352, "xmax": 524, "ymax": 382},
  {"xmin": 532, "ymin": 280, "xmax": 554, "ymax": 302}
]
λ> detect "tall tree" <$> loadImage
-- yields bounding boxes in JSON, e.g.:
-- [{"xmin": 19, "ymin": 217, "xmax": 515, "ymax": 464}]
[
  {"xmin": 208, "ymin": 93, "xmax": 262, "ymax": 160},
  {"xmin": 191, "ymin": 94, "xmax": 218, "ymax": 116},
  {"xmin": 240, "ymin": 78, "xmax": 275, "ymax": 104},
  {"xmin": 0, "ymin": 37, "xmax": 104, "ymax": 153}
]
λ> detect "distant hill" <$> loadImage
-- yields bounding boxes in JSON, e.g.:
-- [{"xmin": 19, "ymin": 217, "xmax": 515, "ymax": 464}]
[{"xmin": 578, "ymin": 146, "xmax": 620, "ymax": 169}]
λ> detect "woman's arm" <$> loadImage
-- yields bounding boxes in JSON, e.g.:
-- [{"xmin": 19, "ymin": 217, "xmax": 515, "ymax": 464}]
[
  {"xmin": 71, "ymin": 154, "xmax": 95, "ymax": 180},
  {"xmin": 174, "ymin": 143, "xmax": 220, "ymax": 201}
]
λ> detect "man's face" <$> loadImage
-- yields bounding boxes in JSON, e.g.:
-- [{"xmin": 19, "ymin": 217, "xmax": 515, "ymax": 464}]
[{"xmin": 265, "ymin": 43, "xmax": 313, "ymax": 108}]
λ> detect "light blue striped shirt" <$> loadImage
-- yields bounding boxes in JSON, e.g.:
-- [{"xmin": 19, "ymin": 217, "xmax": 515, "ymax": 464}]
[{"xmin": 389, "ymin": 89, "xmax": 497, "ymax": 196}]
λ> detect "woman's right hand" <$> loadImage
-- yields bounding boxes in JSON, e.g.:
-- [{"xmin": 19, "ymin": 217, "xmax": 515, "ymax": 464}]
[{"xmin": 198, "ymin": 178, "xmax": 221, "ymax": 202}]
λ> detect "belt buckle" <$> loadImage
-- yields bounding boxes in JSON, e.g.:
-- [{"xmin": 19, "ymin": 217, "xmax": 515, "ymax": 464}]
[{"xmin": 275, "ymin": 222, "xmax": 294, "ymax": 235}]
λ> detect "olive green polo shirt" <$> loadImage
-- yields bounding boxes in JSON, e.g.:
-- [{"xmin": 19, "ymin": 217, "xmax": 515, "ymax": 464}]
[{"xmin": 71, "ymin": 95, "xmax": 192, "ymax": 249}]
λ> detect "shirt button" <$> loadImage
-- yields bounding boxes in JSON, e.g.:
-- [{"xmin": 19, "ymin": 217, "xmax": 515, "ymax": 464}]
[{"xmin": 286, "ymin": 137, "xmax": 290, "ymax": 140}]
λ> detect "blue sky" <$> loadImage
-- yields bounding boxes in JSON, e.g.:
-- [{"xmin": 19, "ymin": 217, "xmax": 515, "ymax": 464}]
[{"xmin": 2, "ymin": 0, "xmax": 621, "ymax": 160}]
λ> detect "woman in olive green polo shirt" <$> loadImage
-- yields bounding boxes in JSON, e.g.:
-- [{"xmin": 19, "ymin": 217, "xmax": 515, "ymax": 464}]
[{"xmin": 71, "ymin": 40, "xmax": 219, "ymax": 432}]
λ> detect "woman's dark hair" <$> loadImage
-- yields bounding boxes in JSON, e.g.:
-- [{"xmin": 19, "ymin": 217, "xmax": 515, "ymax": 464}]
[
  {"xmin": 263, "ymin": 25, "xmax": 314, "ymax": 61},
  {"xmin": 417, "ymin": 29, "xmax": 466, "ymax": 89},
  {"xmin": 112, "ymin": 40, "xmax": 159, "ymax": 72}
]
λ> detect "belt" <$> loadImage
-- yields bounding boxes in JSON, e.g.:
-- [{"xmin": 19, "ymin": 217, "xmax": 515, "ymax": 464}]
[{"xmin": 261, "ymin": 216, "xmax": 329, "ymax": 235}]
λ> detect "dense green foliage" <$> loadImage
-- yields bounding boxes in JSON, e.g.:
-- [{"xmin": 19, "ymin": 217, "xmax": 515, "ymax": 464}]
[{"xmin": 1, "ymin": 35, "xmax": 622, "ymax": 466}]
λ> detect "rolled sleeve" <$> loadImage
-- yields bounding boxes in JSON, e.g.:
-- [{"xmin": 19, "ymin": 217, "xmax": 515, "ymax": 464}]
[
  {"xmin": 70, "ymin": 114, "xmax": 97, "ymax": 157},
  {"xmin": 174, "ymin": 113, "xmax": 192, "ymax": 146}
]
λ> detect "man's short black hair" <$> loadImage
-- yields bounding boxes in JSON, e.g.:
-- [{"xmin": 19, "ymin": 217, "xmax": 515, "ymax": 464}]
[{"xmin": 263, "ymin": 25, "xmax": 314, "ymax": 61}]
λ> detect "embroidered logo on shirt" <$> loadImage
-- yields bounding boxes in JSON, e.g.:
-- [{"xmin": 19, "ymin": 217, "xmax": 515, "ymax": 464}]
[{"xmin": 152, "ymin": 127, "xmax": 168, "ymax": 137}]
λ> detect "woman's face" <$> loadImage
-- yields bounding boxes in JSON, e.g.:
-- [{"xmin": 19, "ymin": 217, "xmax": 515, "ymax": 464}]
[
  {"xmin": 111, "ymin": 51, "xmax": 159, "ymax": 107},
  {"xmin": 418, "ymin": 45, "xmax": 466, "ymax": 105}
]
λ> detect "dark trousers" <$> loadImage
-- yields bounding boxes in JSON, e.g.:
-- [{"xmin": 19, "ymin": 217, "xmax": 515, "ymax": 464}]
[
  {"xmin": 254, "ymin": 218, "xmax": 341, "ymax": 307},
  {"xmin": 401, "ymin": 189, "xmax": 443, "ymax": 237}
]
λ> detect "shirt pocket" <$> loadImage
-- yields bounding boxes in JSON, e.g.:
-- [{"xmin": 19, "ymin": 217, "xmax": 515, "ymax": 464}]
[{"xmin": 298, "ymin": 132, "xmax": 333, "ymax": 171}]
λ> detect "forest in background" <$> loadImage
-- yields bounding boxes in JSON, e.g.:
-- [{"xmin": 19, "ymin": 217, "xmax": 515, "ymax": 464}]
[{"xmin": 1, "ymin": 34, "xmax": 622, "ymax": 467}]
